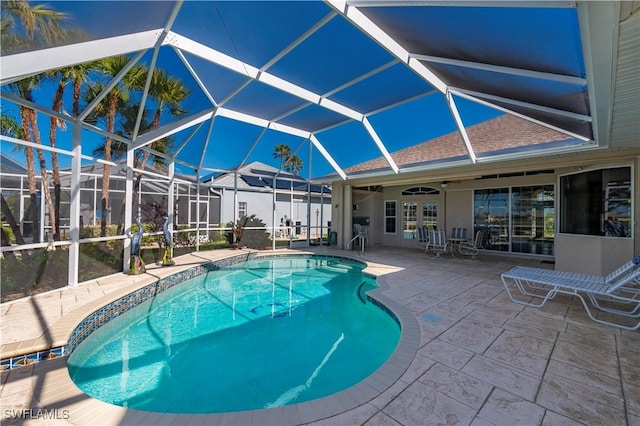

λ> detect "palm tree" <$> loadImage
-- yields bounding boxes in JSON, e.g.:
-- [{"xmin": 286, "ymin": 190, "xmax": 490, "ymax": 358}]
[
  {"xmin": 69, "ymin": 62, "xmax": 99, "ymax": 118},
  {"xmin": 1, "ymin": 0, "xmax": 69, "ymax": 242},
  {"xmin": 0, "ymin": 114, "xmax": 27, "ymax": 245},
  {"xmin": 46, "ymin": 68, "xmax": 70, "ymax": 241},
  {"xmin": 0, "ymin": 114, "xmax": 24, "ymax": 138},
  {"xmin": 284, "ymin": 154, "xmax": 303, "ymax": 175},
  {"xmin": 8, "ymin": 76, "xmax": 57, "ymax": 242},
  {"xmin": 84, "ymin": 56, "xmax": 146, "ymax": 237},
  {"xmin": 273, "ymin": 144, "xmax": 303, "ymax": 175},
  {"xmin": 273, "ymin": 144, "xmax": 291, "ymax": 170},
  {"xmin": 46, "ymin": 61, "xmax": 98, "ymax": 240},
  {"xmin": 95, "ymin": 101, "xmax": 169, "ymax": 233},
  {"xmin": 138, "ymin": 68, "xmax": 189, "ymax": 171},
  {"xmin": 0, "ymin": 0, "xmax": 67, "ymax": 55},
  {"xmin": 132, "ymin": 68, "xmax": 188, "ymax": 237}
]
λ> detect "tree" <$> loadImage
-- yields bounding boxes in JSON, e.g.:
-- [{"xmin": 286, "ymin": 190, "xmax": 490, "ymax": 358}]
[
  {"xmin": 8, "ymin": 76, "xmax": 57, "ymax": 243},
  {"xmin": 284, "ymin": 154, "xmax": 303, "ymax": 175},
  {"xmin": 273, "ymin": 144, "xmax": 291, "ymax": 170},
  {"xmin": 92, "ymin": 68, "xmax": 186, "ymax": 233},
  {"xmin": 1, "ymin": 0, "xmax": 69, "ymax": 242},
  {"xmin": 46, "ymin": 68, "xmax": 69, "ymax": 241},
  {"xmin": 69, "ymin": 62, "xmax": 99, "ymax": 118},
  {"xmin": 137, "ymin": 68, "xmax": 188, "ymax": 171},
  {"xmin": 97, "ymin": 101, "xmax": 170, "ymax": 233},
  {"xmin": 273, "ymin": 144, "xmax": 303, "ymax": 175},
  {"xmin": 84, "ymin": 56, "xmax": 146, "ymax": 237},
  {"xmin": 0, "ymin": 114, "xmax": 24, "ymax": 138},
  {"xmin": 0, "ymin": 0, "xmax": 67, "ymax": 55},
  {"xmin": 0, "ymin": 114, "xmax": 26, "ymax": 245}
]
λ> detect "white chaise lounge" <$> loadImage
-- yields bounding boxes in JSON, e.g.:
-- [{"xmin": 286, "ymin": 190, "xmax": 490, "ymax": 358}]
[{"xmin": 501, "ymin": 256, "xmax": 640, "ymax": 330}]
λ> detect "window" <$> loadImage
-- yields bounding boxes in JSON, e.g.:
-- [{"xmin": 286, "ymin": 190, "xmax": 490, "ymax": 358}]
[
  {"xmin": 238, "ymin": 201, "xmax": 247, "ymax": 218},
  {"xmin": 402, "ymin": 186, "xmax": 440, "ymax": 195},
  {"xmin": 384, "ymin": 201, "xmax": 396, "ymax": 234},
  {"xmin": 474, "ymin": 185, "xmax": 555, "ymax": 255},
  {"xmin": 474, "ymin": 188, "xmax": 510, "ymax": 252},
  {"xmin": 402, "ymin": 202, "xmax": 417, "ymax": 239},
  {"xmin": 511, "ymin": 185, "xmax": 554, "ymax": 255},
  {"xmin": 560, "ymin": 167, "xmax": 631, "ymax": 237},
  {"xmin": 422, "ymin": 202, "xmax": 438, "ymax": 230}
]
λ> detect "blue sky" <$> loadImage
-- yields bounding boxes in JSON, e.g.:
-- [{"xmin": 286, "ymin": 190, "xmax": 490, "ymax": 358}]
[{"xmin": 1, "ymin": 0, "xmax": 506, "ymax": 180}]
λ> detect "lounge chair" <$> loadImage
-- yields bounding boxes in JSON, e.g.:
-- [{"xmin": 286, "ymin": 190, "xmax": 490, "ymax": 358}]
[
  {"xmin": 426, "ymin": 229, "xmax": 448, "ymax": 257},
  {"xmin": 501, "ymin": 256, "xmax": 640, "ymax": 330},
  {"xmin": 458, "ymin": 230, "xmax": 483, "ymax": 260}
]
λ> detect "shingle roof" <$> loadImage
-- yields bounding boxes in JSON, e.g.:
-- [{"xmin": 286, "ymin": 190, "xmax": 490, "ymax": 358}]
[{"xmin": 345, "ymin": 114, "xmax": 577, "ymax": 174}]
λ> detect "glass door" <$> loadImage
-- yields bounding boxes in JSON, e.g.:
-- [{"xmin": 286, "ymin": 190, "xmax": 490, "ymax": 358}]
[
  {"xmin": 422, "ymin": 202, "xmax": 438, "ymax": 230},
  {"xmin": 474, "ymin": 188, "xmax": 509, "ymax": 252},
  {"xmin": 403, "ymin": 200, "xmax": 439, "ymax": 241},
  {"xmin": 402, "ymin": 202, "xmax": 417, "ymax": 240},
  {"xmin": 511, "ymin": 185, "xmax": 554, "ymax": 255},
  {"xmin": 474, "ymin": 186, "xmax": 555, "ymax": 255}
]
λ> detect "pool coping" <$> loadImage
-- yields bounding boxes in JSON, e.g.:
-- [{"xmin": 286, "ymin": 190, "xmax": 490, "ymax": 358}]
[{"xmin": 2, "ymin": 249, "xmax": 420, "ymax": 425}]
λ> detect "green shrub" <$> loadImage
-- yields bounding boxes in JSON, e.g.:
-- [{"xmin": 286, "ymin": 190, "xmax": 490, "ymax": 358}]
[
  {"xmin": 230, "ymin": 215, "xmax": 271, "ymax": 249},
  {"xmin": 80, "ymin": 224, "xmax": 119, "ymax": 238},
  {"xmin": 1, "ymin": 222, "xmax": 15, "ymax": 244}
]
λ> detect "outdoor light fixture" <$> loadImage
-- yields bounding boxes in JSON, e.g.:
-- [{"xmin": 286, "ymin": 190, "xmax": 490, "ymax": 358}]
[{"xmin": 441, "ymin": 181, "xmax": 450, "ymax": 188}]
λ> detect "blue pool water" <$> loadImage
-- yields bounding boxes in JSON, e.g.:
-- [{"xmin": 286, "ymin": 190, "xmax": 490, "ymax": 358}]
[{"xmin": 67, "ymin": 256, "xmax": 400, "ymax": 413}]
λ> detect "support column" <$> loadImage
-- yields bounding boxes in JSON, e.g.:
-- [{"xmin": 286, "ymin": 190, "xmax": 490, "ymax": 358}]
[
  {"xmin": 319, "ymin": 185, "xmax": 324, "ymax": 246},
  {"xmin": 123, "ymin": 146, "xmax": 134, "ymax": 272},
  {"xmin": 271, "ymin": 176, "xmax": 277, "ymax": 251},
  {"xmin": 342, "ymin": 184, "xmax": 352, "ymax": 250},
  {"xmin": 195, "ymin": 168, "xmax": 200, "ymax": 251},
  {"xmin": 67, "ymin": 124, "xmax": 82, "ymax": 287},
  {"xmin": 306, "ymin": 142, "xmax": 312, "ymax": 245},
  {"xmin": 168, "ymin": 161, "xmax": 176, "ymax": 246}
]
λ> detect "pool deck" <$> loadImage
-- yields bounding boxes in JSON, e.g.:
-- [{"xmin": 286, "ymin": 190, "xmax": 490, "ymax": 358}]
[{"xmin": 1, "ymin": 246, "xmax": 638, "ymax": 425}]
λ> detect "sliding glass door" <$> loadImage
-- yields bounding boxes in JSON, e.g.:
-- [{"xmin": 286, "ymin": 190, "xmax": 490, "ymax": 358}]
[
  {"xmin": 474, "ymin": 185, "xmax": 554, "ymax": 255},
  {"xmin": 474, "ymin": 188, "xmax": 509, "ymax": 251},
  {"xmin": 511, "ymin": 185, "xmax": 554, "ymax": 255}
]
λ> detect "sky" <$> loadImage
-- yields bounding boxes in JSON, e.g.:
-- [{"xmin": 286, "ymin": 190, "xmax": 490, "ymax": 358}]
[{"xmin": 0, "ymin": 0, "xmax": 508, "ymax": 181}]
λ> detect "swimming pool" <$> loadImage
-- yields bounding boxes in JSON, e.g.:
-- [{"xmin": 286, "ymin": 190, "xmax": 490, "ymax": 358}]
[{"xmin": 67, "ymin": 255, "xmax": 401, "ymax": 413}]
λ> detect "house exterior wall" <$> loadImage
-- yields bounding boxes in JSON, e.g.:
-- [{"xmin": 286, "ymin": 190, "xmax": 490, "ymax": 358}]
[
  {"xmin": 332, "ymin": 149, "xmax": 639, "ymax": 275},
  {"xmin": 219, "ymin": 188, "xmax": 331, "ymax": 237}
]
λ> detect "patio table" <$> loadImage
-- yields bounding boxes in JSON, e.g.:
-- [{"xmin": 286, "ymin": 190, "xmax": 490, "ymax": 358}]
[{"xmin": 448, "ymin": 237, "xmax": 467, "ymax": 256}]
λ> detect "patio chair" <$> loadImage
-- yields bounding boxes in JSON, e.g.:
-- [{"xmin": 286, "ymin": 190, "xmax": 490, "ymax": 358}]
[
  {"xmin": 501, "ymin": 256, "xmax": 640, "ymax": 330},
  {"xmin": 451, "ymin": 227, "xmax": 467, "ymax": 240},
  {"xmin": 417, "ymin": 226, "xmax": 429, "ymax": 250},
  {"xmin": 458, "ymin": 230, "xmax": 483, "ymax": 259},
  {"xmin": 425, "ymin": 229, "xmax": 448, "ymax": 257}
]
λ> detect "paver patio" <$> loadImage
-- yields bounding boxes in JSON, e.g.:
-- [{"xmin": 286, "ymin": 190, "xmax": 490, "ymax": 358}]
[{"xmin": 1, "ymin": 246, "xmax": 638, "ymax": 425}]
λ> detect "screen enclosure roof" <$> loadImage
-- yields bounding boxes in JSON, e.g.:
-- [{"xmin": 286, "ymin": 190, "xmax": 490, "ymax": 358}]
[{"xmin": 1, "ymin": 1, "xmax": 636, "ymax": 182}]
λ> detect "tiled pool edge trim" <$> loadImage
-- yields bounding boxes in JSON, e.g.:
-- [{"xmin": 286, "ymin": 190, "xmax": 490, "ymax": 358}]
[
  {"xmin": 2, "ymin": 251, "xmax": 421, "ymax": 425},
  {"xmin": 0, "ymin": 347, "xmax": 65, "ymax": 371},
  {"xmin": 0, "ymin": 251, "xmax": 259, "ymax": 372},
  {"xmin": 66, "ymin": 252, "xmax": 369, "ymax": 357},
  {"xmin": 0, "ymin": 252, "xmax": 369, "ymax": 372},
  {"xmin": 159, "ymin": 270, "xmax": 421, "ymax": 424},
  {"xmin": 65, "ymin": 251, "xmax": 259, "ymax": 356}
]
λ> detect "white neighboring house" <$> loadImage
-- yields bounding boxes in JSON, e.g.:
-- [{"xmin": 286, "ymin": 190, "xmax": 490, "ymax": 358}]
[{"xmin": 207, "ymin": 161, "xmax": 332, "ymax": 239}]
